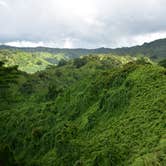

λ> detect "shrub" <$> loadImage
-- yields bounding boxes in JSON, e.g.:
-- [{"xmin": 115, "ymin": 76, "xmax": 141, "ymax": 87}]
[
  {"xmin": 159, "ymin": 59, "xmax": 166, "ymax": 68},
  {"xmin": 73, "ymin": 58, "xmax": 87, "ymax": 68},
  {"xmin": 0, "ymin": 144, "xmax": 17, "ymax": 166},
  {"xmin": 58, "ymin": 59, "xmax": 68, "ymax": 67},
  {"xmin": 32, "ymin": 127, "xmax": 44, "ymax": 139}
]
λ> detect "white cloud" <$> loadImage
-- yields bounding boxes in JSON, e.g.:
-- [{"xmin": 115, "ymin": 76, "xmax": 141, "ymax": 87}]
[
  {"xmin": 0, "ymin": 0, "xmax": 9, "ymax": 9},
  {"xmin": 63, "ymin": 39, "xmax": 74, "ymax": 48},
  {"xmin": 4, "ymin": 39, "xmax": 75, "ymax": 48},
  {"xmin": 4, "ymin": 41, "xmax": 56, "ymax": 48},
  {"xmin": 132, "ymin": 31, "xmax": 166, "ymax": 46},
  {"xmin": 0, "ymin": 0, "xmax": 166, "ymax": 48},
  {"xmin": 109, "ymin": 31, "xmax": 166, "ymax": 48}
]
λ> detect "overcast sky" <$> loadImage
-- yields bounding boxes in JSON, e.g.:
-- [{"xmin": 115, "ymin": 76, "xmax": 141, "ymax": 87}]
[{"xmin": 0, "ymin": 0, "xmax": 166, "ymax": 48}]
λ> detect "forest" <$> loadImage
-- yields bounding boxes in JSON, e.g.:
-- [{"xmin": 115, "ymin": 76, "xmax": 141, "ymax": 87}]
[{"xmin": 0, "ymin": 41, "xmax": 166, "ymax": 165}]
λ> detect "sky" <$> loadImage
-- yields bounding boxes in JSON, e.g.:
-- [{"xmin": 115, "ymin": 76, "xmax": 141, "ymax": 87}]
[{"xmin": 0, "ymin": 0, "xmax": 166, "ymax": 48}]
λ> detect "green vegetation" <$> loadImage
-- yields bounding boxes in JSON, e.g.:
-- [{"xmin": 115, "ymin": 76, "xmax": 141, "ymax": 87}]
[
  {"xmin": 0, "ymin": 53, "xmax": 165, "ymax": 165},
  {"xmin": 0, "ymin": 38, "xmax": 166, "ymax": 74},
  {"xmin": 111, "ymin": 38, "xmax": 166, "ymax": 61},
  {"xmin": 159, "ymin": 59, "xmax": 166, "ymax": 68},
  {"xmin": 0, "ymin": 50, "xmax": 67, "ymax": 73},
  {"xmin": 1, "ymin": 38, "xmax": 166, "ymax": 61}
]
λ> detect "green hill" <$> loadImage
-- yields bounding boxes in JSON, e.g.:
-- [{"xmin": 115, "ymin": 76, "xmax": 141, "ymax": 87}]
[
  {"xmin": 0, "ymin": 50, "xmax": 68, "ymax": 73},
  {"xmin": 112, "ymin": 38, "xmax": 166, "ymax": 61},
  {"xmin": 0, "ymin": 38, "xmax": 166, "ymax": 74},
  {"xmin": 0, "ymin": 54, "xmax": 165, "ymax": 165},
  {"xmin": 1, "ymin": 38, "xmax": 166, "ymax": 61}
]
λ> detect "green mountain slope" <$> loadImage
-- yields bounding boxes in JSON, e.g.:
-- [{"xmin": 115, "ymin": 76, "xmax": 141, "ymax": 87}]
[
  {"xmin": 0, "ymin": 50, "xmax": 67, "ymax": 73},
  {"xmin": 0, "ymin": 49, "xmax": 137, "ymax": 73},
  {"xmin": 0, "ymin": 55, "xmax": 165, "ymax": 166},
  {"xmin": 0, "ymin": 38, "xmax": 166, "ymax": 74},
  {"xmin": 112, "ymin": 38, "xmax": 166, "ymax": 60},
  {"xmin": 1, "ymin": 38, "xmax": 166, "ymax": 60}
]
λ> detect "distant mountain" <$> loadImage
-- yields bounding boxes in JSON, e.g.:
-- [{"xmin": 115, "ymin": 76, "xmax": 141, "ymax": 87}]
[
  {"xmin": 112, "ymin": 38, "xmax": 166, "ymax": 60},
  {"xmin": 0, "ymin": 45, "xmax": 111, "ymax": 58},
  {"xmin": 0, "ymin": 38, "xmax": 166, "ymax": 60}
]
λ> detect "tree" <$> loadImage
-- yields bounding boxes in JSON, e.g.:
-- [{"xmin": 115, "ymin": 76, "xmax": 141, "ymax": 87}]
[
  {"xmin": 159, "ymin": 59, "xmax": 166, "ymax": 68},
  {"xmin": 73, "ymin": 58, "xmax": 87, "ymax": 68},
  {"xmin": 58, "ymin": 59, "xmax": 68, "ymax": 67},
  {"xmin": 0, "ymin": 62, "xmax": 20, "ymax": 106}
]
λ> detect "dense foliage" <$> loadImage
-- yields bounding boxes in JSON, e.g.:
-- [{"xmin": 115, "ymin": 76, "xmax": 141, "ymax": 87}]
[
  {"xmin": 0, "ymin": 54, "xmax": 166, "ymax": 166},
  {"xmin": 0, "ymin": 50, "xmax": 67, "ymax": 73},
  {"xmin": 159, "ymin": 59, "xmax": 166, "ymax": 68}
]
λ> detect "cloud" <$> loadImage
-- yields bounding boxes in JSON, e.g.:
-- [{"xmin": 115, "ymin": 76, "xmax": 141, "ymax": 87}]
[
  {"xmin": 0, "ymin": 0, "xmax": 166, "ymax": 48},
  {"xmin": 63, "ymin": 39, "xmax": 74, "ymax": 49},
  {"xmin": 4, "ymin": 41, "xmax": 57, "ymax": 48},
  {"xmin": 4, "ymin": 39, "xmax": 75, "ymax": 48},
  {"xmin": 0, "ymin": 0, "xmax": 9, "ymax": 9}
]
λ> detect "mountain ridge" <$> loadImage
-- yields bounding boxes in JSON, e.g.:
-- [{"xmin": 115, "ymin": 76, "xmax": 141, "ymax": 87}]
[{"xmin": 0, "ymin": 38, "xmax": 166, "ymax": 59}]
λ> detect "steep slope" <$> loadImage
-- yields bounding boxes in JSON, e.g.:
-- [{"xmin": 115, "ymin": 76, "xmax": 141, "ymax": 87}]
[{"xmin": 0, "ymin": 55, "xmax": 165, "ymax": 166}]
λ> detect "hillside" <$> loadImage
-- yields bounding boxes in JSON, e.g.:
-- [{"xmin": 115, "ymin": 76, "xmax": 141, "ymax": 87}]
[
  {"xmin": 0, "ymin": 55, "xmax": 165, "ymax": 166},
  {"xmin": 0, "ymin": 50, "xmax": 68, "ymax": 73},
  {"xmin": 0, "ymin": 38, "xmax": 166, "ymax": 74},
  {"xmin": 112, "ymin": 38, "xmax": 166, "ymax": 60},
  {"xmin": 0, "ymin": 38, "xmax": 166, "ymax": 60},
  {"xmin": 0, "ymin": 49, "xmax": 137, "ymax": 73}
]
